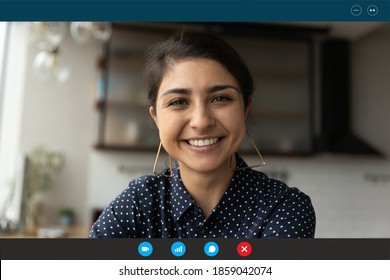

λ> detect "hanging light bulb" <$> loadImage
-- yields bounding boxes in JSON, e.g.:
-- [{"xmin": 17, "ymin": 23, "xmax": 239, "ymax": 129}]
[
  {"xmin": 91, "ymin": 22, "xmax": 112, "ymax": 42},
  {"xmin": 70, "ymin": 22, "xmax": 112, "ymax": 44},
  {"xmin": 33, "ymin": 48, "xmax": 71, "ymax": 83},
  {"xmin": 30, "ymin": 22, "xmax": 112, "ymax": 83},
  {"xmin": 28, "ymin": 22, "xmax": 66, "ymax": 50},
  {"xmin": 33, "ymin": 50, "xmax": 54, "ymax": 81},
  {"xmin": 70, "ymin": 22, "xmax": 93, "ymax": 44}
]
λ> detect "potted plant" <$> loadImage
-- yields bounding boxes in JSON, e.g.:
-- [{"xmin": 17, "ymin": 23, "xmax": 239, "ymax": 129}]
[
  {"xmin": 59, "ymin": 208, "xmax": 74, "ymax": 226},
  {"xmin": 24, "ymin": 147, "xmax": 64, "ymax": 233}
]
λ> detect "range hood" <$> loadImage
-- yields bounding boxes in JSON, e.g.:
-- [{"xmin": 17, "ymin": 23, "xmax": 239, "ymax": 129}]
[{"xmin": 317, "ymin": 39, "xmax": 381, "ymax": 155}]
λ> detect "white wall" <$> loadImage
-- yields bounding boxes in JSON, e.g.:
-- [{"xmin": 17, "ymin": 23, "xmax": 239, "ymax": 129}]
[
  {"xmin": 17, "ymin": 23, "xmax": 98, "ymax": 225},
  {"xmin": 352, "ymin": 23, "xmax": 390, "ymax": 157},
  {"xmin": 87, "ymin": 151, "xmax": 154, "ymax": 210}
]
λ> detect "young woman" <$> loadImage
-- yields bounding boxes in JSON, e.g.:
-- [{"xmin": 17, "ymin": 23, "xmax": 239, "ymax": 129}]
[{"xmin": 89, "ymin": 31, "xmax": 316, "ymax": 238}]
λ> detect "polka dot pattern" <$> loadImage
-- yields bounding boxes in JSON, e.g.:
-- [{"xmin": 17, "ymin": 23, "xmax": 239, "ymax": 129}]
[{"xmin": 89, "ymin": 154, "xmax": 316, "ymax": 238}]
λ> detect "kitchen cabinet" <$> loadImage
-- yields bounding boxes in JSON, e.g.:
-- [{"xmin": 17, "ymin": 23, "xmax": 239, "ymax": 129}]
[
  {"xmin": 94, "ymin": 28, "xmax": 167, "ymax": 151},
  {"xmin": 94, "ymin": 23, "xmax": 324, "ymax": 154}
]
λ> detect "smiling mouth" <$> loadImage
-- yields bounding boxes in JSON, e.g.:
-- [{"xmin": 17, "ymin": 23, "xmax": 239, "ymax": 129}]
[{"xmin": 186, "ymin": 137, "xmax": 221, "ymax": 147}]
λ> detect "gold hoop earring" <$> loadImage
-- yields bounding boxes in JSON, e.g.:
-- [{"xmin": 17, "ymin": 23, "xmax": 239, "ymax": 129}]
[
  {"xmin": 153, "ymin": 141, "xmax": 173, "ymax": 177},
  {"xmin": 230, "ymin": 129, "xmax": 266, "ymax": 171}
]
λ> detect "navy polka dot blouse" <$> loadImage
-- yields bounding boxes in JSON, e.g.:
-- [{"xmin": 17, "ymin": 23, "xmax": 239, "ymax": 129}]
[{"xmin": 89, "ymin": 154, "xmax": 316, "ymax": 238}]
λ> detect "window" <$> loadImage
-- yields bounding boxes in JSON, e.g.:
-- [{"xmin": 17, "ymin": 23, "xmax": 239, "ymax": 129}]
[{"xmin": 0, "ymin": 22, "xmax": 10, "ymax": 143}]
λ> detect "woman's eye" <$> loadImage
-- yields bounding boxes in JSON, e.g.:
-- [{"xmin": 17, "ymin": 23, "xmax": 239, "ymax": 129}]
[
  {"xmin": 211, "ymin": 95, "xmax": 232, "ymax": 103},
  {"xmin": 168, "ymin": 99, "xmax": 187, "ymax": 107}
]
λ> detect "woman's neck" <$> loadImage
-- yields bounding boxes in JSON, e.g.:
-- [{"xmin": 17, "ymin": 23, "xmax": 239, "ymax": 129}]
[{"xmin": 178, "ymin": 157, "xmax": 236, "ymax": 217}]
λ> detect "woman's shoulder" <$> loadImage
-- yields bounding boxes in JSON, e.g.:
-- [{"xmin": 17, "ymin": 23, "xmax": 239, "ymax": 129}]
[
  {"xmin": 108, "ymin": 174, "xmax": 170, "ymax": 207},
  {"xmin": 245, "ymin": 168, "xmax": 312, "ymax": 202},
  {"xmin": 125, "ymin": 173, "xmax": 170, "ymax": 192},
  {"xmin": 235, "ymin": 155, "xmax": 305, "ymax": 196}
]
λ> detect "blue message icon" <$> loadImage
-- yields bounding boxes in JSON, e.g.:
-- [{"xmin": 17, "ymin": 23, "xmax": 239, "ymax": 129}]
[
  {"xmin": 171, "ymin": 241, "xmax": 186, "ymax": 257},
  {"xmin": 204, "ymin": 241, "xmax": 219, "ymax": 257},
  {"xmin": 138, "ymin": 241, "xmax": 153, "ymax": 257}
]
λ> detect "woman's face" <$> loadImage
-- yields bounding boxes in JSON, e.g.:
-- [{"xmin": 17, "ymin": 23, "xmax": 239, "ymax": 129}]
[{"xmin": 150, "ymin": 58, "xmax": 249, "ymax": 174}]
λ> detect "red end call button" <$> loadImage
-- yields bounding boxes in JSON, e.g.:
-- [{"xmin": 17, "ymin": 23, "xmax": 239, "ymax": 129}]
[{"xmin": 237, "ymin": 241, "xmax": 252, "ymax": 257}]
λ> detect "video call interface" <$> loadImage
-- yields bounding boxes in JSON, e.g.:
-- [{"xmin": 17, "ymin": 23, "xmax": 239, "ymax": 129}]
[{"xmin": 0, "ymin": 1, "xmax": 390, "ymax": 280}]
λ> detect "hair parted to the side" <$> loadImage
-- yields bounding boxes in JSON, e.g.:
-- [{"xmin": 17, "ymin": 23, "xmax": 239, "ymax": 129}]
[{"xmin": 142, "ymin": 30, "xmax": 254, "ymax": 111}]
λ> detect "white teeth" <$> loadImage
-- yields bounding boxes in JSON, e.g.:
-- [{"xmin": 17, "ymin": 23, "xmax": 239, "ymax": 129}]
[{"xmin": 188, "ymin": 137, "xmax": 219, "ymax": 147}]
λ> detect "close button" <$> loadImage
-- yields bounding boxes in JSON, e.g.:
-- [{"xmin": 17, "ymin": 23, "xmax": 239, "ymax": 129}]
[{"xmin": 367, "ymin": 5, "xmax": 378, "ymax": 16}]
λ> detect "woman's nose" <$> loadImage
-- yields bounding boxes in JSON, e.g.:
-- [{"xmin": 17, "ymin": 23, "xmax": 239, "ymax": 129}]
[{"xmin": 189, "ymin": 105, "xmax": 215, "ymax": 130}]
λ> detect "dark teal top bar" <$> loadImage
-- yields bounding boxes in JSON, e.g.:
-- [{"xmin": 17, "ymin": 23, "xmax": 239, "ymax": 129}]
[{"xmin": 0, "ymin": 1, "xmax": 389, "ymax": 21}]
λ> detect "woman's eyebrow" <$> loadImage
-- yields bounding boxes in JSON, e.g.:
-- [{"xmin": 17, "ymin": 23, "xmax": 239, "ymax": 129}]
[
  {"xmin": 161, "ymin": 88, "xmax": 191, "ymax": 97},
  {"xmin": 161, "ymin": 84, "xmax": 240, "ymax": 97},
  {"xmin": 206, "ymin": 85, "xmax": 240, "ymax": 94}
]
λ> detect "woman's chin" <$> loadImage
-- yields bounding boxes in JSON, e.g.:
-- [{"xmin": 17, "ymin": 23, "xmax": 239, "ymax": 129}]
[{"xmin": 178, "ymin": 158, "xmax": 230, "ymax": 175}]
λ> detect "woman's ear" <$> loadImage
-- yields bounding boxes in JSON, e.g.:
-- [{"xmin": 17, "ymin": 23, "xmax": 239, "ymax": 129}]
[
  {"xmin": 149, "ymin": 106, "xmax": 159, "ymax": 129},
  {"xmin": 245, "ymin": 96, "xmax": 253, "ymax": 119}
]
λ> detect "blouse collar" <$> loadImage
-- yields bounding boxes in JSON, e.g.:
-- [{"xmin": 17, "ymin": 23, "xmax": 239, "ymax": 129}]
[{"xmin": 167, "ymin": 154, "xmax": 253, "ymax": 222}]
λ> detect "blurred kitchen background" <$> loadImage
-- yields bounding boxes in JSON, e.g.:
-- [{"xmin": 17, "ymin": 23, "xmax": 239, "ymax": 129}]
[{"xmin": 0, "ymin": 22, "xmax": 389, "ymax": 238}]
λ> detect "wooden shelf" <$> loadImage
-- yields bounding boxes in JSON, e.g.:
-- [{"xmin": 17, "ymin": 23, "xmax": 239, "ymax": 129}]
[
  {"xmin": 95, "ymin": 100, "xmax": 148, "ymax": 110},
  {"xmin": 94, "ymin": 143, "xmax": 155, "ymax": 152},
  {"xmin": 93, "ymin": 142, "xmax": 313, "ymax": 156},
  {"xmin": 251, "ymin": 110, "xmax": 309, "ymax": 119},
  {"xmin": 0, "ymin": 226, "xmax": 90, "ymax": 238},
  {"xmin": 250, "ymin": 67, "xmax": 307, "ymax": 78}
]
